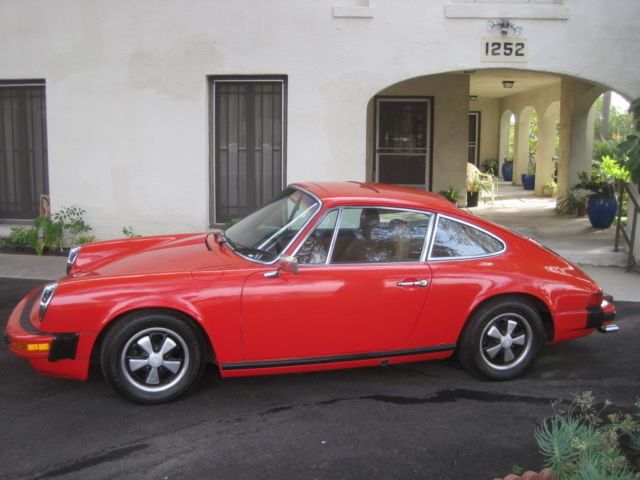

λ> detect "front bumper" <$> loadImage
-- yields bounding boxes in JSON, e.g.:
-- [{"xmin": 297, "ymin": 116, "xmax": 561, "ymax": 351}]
[{"xmin": 4, "ymin": 286, "xmax": 95, "ymax": 380}]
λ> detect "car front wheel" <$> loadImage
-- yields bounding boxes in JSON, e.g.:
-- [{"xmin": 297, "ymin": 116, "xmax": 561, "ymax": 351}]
[
  {"xmin": 100, "ymin": 311, "xmax": 205, "ymax": 403},
  {"xmin": 458, "ymin": 297, "xmax": 544, "ymax": 380}
]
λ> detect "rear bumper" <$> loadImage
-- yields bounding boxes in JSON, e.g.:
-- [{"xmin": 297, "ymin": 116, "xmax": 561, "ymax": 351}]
[
  {"xmin": 587, "ymin": 294, "xmax": 617, "ymax": 333},
  {"xmin": 4, "ymin": 286, "xmax": 94, "ymax": 380},
  {"xmin": 553, "ymin": 294, "xmax": 617, "ymax": 342}
]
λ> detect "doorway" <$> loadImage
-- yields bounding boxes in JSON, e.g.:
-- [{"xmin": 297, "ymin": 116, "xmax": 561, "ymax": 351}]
[{"xmin": 374, "ymin": 97, "xmax": 432, "ymax": 190}]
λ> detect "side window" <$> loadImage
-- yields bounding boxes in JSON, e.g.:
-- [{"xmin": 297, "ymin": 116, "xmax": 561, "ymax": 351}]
[
  {"xmin": 297, "ymin": 210, "xmax": 339, "ymax": 264},
  {"xmin": 332, "ymin": 208, "xmax": 430, "ymax": 264},
  {"xmin": 431, "ymin": 216, "xmax": 504, "ymax": 259}
]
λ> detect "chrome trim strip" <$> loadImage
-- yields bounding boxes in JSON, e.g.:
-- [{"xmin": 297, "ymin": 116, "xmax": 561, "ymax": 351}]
[
  {"xmin": 222, "ymin": 344, "xmax": 456, "ymax": 370},
  {"xmin": 420, "ymin": 212, "xmax": 436, "ymax": 262},
  {"xmin": 325, "ymin": 208, "xmax": 343, "ymax": 265}
]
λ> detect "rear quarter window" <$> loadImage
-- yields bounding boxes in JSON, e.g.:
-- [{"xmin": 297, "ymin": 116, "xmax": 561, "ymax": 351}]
[{"xmin": 430, "ymin": 216, "xmax": 505, "ymax": 259}]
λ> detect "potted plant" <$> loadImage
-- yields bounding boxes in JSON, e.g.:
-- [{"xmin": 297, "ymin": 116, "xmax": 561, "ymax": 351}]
[
  {"xmin": 439, "ymin": 186, "xmax": 461, "ymax": 205},
  {"xmin": 571, "ymin": 156, "xmax": 629, "ymax": 228},
  {"xmin": 521, "ymin": 157, "xmax": 536, "ymax": 190},
  {"xmin": 542, "ymin": 180, "xmax": 557, "ymax": 197},
  {"xmin": 482, "ymin": 159, "xmax": 499, "ymax": 175},
  {"xmin": 501, "ymin": 157, "xmax": 513, "ymax": 182},
  {"xmin": 466, "ymin": 178, "xmax": 482, "ymax": 207},
  {"xmin": 557, "ymin": 190, "xmax": 588, "ymax": 217}
]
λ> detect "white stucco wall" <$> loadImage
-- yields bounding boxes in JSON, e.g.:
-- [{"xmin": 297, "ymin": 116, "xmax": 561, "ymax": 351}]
[
  {"xmin": 1, "ymin": 0, "xmax": 639, "ymax": 238},
  {"xmin": 472, "ymin": 97, "xmax": 501, "ymax": 170}
]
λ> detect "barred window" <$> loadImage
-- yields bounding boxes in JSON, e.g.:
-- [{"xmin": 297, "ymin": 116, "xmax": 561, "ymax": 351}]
[{"xmin": 0, "ymin": 80, "xmax": 49, "ymax": 220}]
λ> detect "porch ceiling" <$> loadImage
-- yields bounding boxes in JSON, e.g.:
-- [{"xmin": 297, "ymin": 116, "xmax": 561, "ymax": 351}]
[{"xmin": 468, "ymin": 69, "xmax": 560, "ymax": 98}]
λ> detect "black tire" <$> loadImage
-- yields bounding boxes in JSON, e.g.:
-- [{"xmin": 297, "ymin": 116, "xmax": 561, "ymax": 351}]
[
  {"xmin": 458, "ymin": 297, "xmax": 544, "ymax": 380},
  {"xmin": 100, "ymin": 311, "xmax": 205, "ymax": 404}
]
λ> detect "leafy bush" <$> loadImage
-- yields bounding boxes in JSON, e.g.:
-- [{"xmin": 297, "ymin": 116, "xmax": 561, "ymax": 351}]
[
  {"xmin": 439, "ymin": 186, "xmax": 461, "ymax": 203},
  {"xmin": 76, "ymin": 235, "xmax": 96, "ymax": 244},
  {"xmin": 7, "ymin": 205, "xmax": 93, "ymax": 255},
  {"xmin": 618, "ymin": 98, "xmax": 640, "ymax": 186},
  {"xmin": 535, "ymin": 392, "xmax": 640, "ymax": 480},
  {"xmin": 9, "ymin": 226, "xmax": 31, "ymax": 246},
  {"xmin": 223, "ymin": 218, "xmax": 242, "ymax": 230},
  {"xmin": 572, "ymin": 156, "xmax": 630, "ymax": 199},
  {"xmin": 53, "ymin": 206, "xmax": 92, "ymax": 246},
  {"xmin": 594, "ymin": 138, "xmax": 622, "ymax": 162},
  {"xmin": 122, "ymin": 226, "xmax": 141, "ymax": 238},
  {"xmin": 9, "ymin": 218, "xmax": 62, "ymax": 255}
]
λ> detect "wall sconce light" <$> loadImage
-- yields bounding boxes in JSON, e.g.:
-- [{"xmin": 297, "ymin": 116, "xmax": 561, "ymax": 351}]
[
  {"xmin": 487, "ymin": 19, "xmax": 523, "ymax": 36},
  {"xmin": 469, "ymin": 95, "xmax": 478, "ymax": 100},
  {"xmin": 502, "ymin": 80, "xmax": 515, "ymax": 89}
]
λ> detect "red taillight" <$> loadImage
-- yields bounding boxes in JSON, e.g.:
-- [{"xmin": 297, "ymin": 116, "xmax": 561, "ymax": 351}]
[{"xmin": 588, "ymin": 292, "xmax": 604, "ymax": 308}]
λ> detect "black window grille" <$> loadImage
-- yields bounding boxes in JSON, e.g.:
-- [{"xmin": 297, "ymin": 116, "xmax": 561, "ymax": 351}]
[
  {"xmin": 210, "ymin": 77, "xmax": 286, "ymax": 225},
  {"xmin": 0, "ymin": 80, "xmax": 49, "ymax": 220}
]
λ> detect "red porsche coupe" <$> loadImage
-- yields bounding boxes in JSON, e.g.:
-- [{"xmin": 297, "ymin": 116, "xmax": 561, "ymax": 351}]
[{"xmin": 5, "ymin": 182, "xmax": 617, "ymax": 403}]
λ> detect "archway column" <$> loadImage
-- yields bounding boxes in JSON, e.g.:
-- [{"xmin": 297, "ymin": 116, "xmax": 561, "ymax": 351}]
[
  {"xmin": 535, "ymin": 102, "xmax": 559, "ymax": 194},
  {"xmin": 514, "ymin": 109, "xmax": 532, "ymax": 185},
  {"xmin": 557, "ymin": 79, "xmax": 605, "ymax": 200},
  {"xmin": 498, "ymin": 110, "xmax": 512, "ymax": 178}
]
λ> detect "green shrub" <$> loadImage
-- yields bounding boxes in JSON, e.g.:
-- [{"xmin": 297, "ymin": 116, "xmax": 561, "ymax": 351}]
[
  {"xmin": 122, "ymin": 226, "xmax": 141, "ymax": 238},
  {"xmin": 534, "ymin": 392, "xmax": 640, "ymax": 480},
  {"xmin": 53, "ymin": 206, "xmax": 92, "ymax": 246},
  {"xmin": 9, "ymin": 226, "xmax": 31, "ymax": 246},
  {"xmin": 223, "ymin": 218, "xmax": 242, "ymax": 230},
  {"xmin": 617, "ymin": 97, "xmax": 640, "ymax": 186},
  {"xmin": 7, "ymin": 205, "xmax": 94, "ymax": 254}
]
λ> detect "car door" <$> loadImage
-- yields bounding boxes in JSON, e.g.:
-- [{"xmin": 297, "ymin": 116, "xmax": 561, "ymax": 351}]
[{"xmin": 240, "ymin": 207, "xmax": 433, "ymax": 361}]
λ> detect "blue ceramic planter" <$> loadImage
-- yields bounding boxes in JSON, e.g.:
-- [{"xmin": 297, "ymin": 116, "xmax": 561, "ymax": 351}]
[
  {"xmin": 501, "ymin": 164, "xmax": 513, "ymax": 182},
  {"xmin": 521, "ymin": 173, "xmax": 535, "ymax": 190},
  {"xmin": 587, "ymin": 197, "xmax": 617, "ymax": 229}
]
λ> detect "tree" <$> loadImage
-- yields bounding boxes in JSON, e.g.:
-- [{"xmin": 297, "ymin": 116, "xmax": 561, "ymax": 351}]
[
  {"xmin": 600, "ymin": 91, "xmax": 611, "ymax": 139},
  {"xmin": 593, "ymin": 93, "xmax": 633, "ymax": 141}
]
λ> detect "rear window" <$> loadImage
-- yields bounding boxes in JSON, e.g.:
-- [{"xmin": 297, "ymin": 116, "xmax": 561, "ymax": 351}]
[{"xmin": 430, "ymin": 216, "xmax": 504, "ymax": 259}]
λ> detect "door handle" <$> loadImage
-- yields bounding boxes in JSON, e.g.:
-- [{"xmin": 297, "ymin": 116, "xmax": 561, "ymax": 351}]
[{"xmin": 397, "ymin": 279, "xmax": 429, "ymax": 287}]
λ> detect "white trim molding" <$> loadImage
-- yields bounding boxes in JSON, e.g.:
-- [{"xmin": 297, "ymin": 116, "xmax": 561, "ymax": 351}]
[{"xmin": 445, "ymin": 3, "xmax": 569, "ymax": 20}]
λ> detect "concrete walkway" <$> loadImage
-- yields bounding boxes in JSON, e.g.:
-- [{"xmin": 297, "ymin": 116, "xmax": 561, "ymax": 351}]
[
  {"xmin": 471, "ymin": 182, "xmax": 626, "ymax": 267},
  {"xmin": 0, "ymin": 185, "xmax": 638, "ymax": 301},
  {"xmin": 469, "ymin": 182, "xmax": 638, "ymax": 302},
  {"xmin": 0, "ymin": 252, "xmax": 66, "ymax": 281}
]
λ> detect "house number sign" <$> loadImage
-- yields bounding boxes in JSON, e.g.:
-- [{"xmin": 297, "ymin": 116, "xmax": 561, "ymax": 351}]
[{"xmin": 481, "ymin": 37, "xmax": 528, "ymax": 63}]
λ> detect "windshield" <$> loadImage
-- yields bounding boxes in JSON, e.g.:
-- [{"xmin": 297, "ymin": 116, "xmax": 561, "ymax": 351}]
[{"xmin": 224, "ymin": 187, "xmax": 320, "ymax": 263}]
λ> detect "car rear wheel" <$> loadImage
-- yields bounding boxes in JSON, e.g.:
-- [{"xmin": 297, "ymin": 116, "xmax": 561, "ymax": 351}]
[
  {"xmin": 458, "ymin": 297, "xmax": 544, "ymax": 380},
  {"xmin": 100, "ymin": 311, "xmax": 205, "ymax": 403}
]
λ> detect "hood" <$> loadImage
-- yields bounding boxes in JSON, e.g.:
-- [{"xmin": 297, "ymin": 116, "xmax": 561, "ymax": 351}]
[{"xmin": 69, "ymin": 233, "xmax": 243, "ymax": 278}]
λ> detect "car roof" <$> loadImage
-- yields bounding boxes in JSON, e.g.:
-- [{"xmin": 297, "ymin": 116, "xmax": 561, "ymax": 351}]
[{"xmin": 293, "ymin": 181, "xmax": 460, "ymax": 213}]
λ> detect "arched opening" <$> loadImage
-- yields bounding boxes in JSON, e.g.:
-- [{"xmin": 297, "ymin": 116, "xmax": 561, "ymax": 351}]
[
  {"xmin": 498, "ymin": 110, "xmax": 514, "ymax": 178},
  {"xmin": 365, "ymin": 68, "xmax": 631, "ymax": 207},
  {"xmin": 513, "ymin": 106, "xmax": 535, "ymax": 186}
]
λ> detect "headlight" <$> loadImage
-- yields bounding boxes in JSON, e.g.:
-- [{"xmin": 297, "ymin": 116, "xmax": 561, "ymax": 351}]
[
  {"xmin": 67, "ymin": 246, "xmax": 81, "ymax": 274},
  {"xmin": 39, "ymin": 282, "xmax": 58, "ymax": 320}
]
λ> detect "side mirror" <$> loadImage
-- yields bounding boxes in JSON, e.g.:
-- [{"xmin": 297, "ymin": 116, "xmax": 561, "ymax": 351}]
[{"xmin": 278, "ymin": 255, "xmax": 299, "ymax": 275}]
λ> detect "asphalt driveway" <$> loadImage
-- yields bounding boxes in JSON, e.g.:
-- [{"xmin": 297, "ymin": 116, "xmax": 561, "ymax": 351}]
[{"xmin": 1, "ymin": 278, "xmax": 639, "ymax": 480}]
